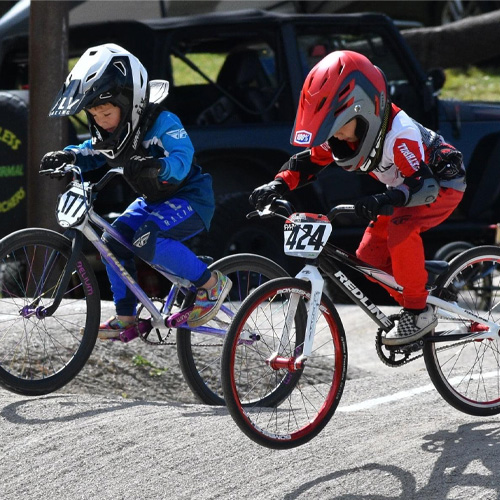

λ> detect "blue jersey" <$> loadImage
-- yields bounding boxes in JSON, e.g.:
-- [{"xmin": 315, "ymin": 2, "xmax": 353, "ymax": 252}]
[{"xmin": 65, "ymin": 110, "xmax": 214, "ymax": 229}]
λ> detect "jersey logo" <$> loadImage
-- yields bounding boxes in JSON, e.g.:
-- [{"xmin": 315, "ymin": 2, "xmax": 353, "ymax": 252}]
[
  {"xmin": 394, "ymin": 138, "xmax": 421, "ymax": 173},
  {"xmin": 167, "ymin": 128, "xmax": 187, "ymax": 139}
]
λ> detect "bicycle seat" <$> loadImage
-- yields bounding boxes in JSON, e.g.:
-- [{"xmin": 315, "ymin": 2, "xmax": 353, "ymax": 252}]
[
  {"xmin": 425, "ymin": 260, "xmax": 449, "ymax": 275},
  {"xmin": 425, "ymin": 259, "xmax": 449, "ymax": 288}
]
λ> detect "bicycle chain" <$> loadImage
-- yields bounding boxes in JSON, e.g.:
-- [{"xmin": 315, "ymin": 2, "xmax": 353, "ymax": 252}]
[{"xmin": 375, "ymin": 313, "xmax": 474, "ymax": 367}]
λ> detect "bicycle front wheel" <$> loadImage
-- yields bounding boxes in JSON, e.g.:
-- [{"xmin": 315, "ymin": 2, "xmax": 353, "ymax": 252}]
[
  {"xmin": 176, "ymin": 253, "xmax": 289, "ymax": 405},
  {"xmin": 424, "ymin": 246, "xmax": 500, "ymax": 415},
  {"xmin": 221, "ymin": 277, "xmax": 348, "ymax": 449},
  {"xmin": 0, "ymin": 228, "xmax": 101, "ymax": 395}
]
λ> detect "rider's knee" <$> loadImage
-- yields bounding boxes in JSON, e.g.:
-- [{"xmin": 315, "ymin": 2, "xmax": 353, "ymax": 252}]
[{"xmin": 132, "ymin": 221, "xmax": 160, "ymax": 261}]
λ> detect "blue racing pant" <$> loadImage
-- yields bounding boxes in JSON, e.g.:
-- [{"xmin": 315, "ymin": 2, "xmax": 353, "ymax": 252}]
[{"xmin": 102, "ymin": 197, "xmax": 212, "ymax": 316}]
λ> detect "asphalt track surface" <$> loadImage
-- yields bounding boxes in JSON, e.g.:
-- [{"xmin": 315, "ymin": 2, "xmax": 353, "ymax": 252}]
[{"xmin": 1, "ymin": 305, "xmax": 499, "ymax": 499}]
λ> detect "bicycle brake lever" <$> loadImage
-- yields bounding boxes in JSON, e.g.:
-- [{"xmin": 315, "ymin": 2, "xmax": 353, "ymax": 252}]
[
  {"xmin": 246, "ymin": 210, "xmax": 259, "ymax": 219},
  {"xmin": 246, "ymin": 207, "xmax": 275, "ymax": 219}
]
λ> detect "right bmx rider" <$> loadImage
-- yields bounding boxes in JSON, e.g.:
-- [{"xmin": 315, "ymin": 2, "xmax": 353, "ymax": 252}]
[{"xmin": 250, "ymin": 50, "xmax": 466, "ymax": 346}]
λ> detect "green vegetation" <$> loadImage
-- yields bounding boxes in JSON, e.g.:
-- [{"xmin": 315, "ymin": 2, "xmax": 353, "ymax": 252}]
[
  {"xmin": 132, "ymin": 354, "xmax": 167, "ymax": 377},
  {"xmin": 171, "ymin": 53, "xmax": 224, "ymax": 85},
  {"xmin": 442, "ymin": 66, "xmax": 500, "ymax": 101}
]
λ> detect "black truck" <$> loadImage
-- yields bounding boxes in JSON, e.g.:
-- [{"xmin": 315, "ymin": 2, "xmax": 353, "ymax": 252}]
[{"xmin": 1, "ymin": 9, "xmax": 500, "ymax": 277}]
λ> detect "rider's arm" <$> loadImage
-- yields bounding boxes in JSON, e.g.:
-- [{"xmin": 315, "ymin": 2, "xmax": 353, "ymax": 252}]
[
  {"xmin": 275, "ymin": 145, "xmax": 332, "ymax": 190},
  {"xmin": 384, "ymin": 126, "xmax": 439, "ymax": 207},
  {"xmin": 147, "ymin": 111, "xmax": 194, "ymax": 185},
  {"xmin": 64, "ymin": 140, "xmax": 108, "ymax": 171}
]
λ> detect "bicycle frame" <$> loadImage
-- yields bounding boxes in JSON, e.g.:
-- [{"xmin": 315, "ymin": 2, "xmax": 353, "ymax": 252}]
[
  {"xmin": 41, "ymin": 166, "xmax": 230, "ymax": 338},
  {"xmin": 318, "ymin": 243, "xmax": 500, "ymax": 339},
  {"xmin": 270, "ymin": 202, "xmax": 500, "ymax": 366}
]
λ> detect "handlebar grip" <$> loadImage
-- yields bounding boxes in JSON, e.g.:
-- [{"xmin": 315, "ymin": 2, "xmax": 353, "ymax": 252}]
[{"xmin": 327, "ymin": 204, "xmax": 355, "ymax": 221}]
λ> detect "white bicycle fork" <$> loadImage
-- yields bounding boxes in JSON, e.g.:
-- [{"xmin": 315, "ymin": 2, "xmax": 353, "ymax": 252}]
[{"xmin": 269, "ymin": 265, "xmax": 324, "ymax": 371}]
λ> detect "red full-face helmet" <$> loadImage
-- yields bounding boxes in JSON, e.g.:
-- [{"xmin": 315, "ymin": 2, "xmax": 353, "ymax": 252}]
[{"xmin": 291, "ymin": 50, "xmax": 389, "ymax": 172}]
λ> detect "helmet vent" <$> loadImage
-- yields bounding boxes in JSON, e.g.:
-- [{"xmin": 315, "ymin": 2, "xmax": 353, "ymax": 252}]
[
  {"xmin": 316, "ymin": 97, "xmax": 327, "ymax": 112},
  {"xmin": 113, "ymin": 61, "xmax": 127, "ymax": 76},
  {"xmin": 334, "ymin": 103, "xmax": 348, "ymax": 116},
  {"xmin": 339, "ymin": 83, "xmax": 351, "ymax": 98},
  {"xmin": 89, "ymin": 50, "xmax": 97, "ymax": 56},
  {"xmin": 85, "ymin": 72, "xmax": 97, "ymax": 83},
  {"xmin": 334, "ymin": 97, "xmax": 354, "ymax": 117}
]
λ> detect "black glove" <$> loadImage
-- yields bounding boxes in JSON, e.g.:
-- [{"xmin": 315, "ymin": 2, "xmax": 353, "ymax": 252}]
[
  {"xmin": 430, "ymin": 145, "xmax": 464, "ymax": 180},
  {"xmin": 354, "ymin": 190, "xmax": 405, "ymax": 221},
  {"xmin": 123, "ymin": 155, "xmax": 163, "ymax": 181},
  {"xmin": 39, "ymin": 150, "xmax": 75, "ymax": 171},
  {"xmin": 249, "ymin": 179, "xmax": 289, "ymax": 210}
]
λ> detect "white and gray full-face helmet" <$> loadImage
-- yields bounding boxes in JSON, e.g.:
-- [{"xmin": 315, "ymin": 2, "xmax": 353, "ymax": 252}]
[{"xmin": 49, "ymin": 43, "xmax": 149, "ymax": 159}]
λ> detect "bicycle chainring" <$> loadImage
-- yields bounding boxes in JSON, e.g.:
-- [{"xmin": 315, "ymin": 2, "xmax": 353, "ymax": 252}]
[
  {"xmin": 375, "ymin": 314, "xmax": 424, "ymax": 367},
  {"xmin": 136, "ymin": 298, "xmax": 174, "ymax": 346}
]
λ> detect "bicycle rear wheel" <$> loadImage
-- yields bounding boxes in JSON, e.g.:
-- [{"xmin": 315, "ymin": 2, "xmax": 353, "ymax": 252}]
[
  {"xmin": 221, "ymin": 277, "xmax": 348, "ymax": 449},
  {"xmin": 176, "ymin": 253, "xmax": 288, "ymax": 405},
  {"xmin": 0, "ymin": 228, "xmax": 101, "ymax": 395},
  {"xmin": 424, "ymin": 246, "xmax": 500, "ymax": 415}
]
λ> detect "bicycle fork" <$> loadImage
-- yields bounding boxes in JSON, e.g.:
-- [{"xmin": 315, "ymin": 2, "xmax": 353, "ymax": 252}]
[{"xmin": 267, "ymin": 265, "xmax": 324, "ymax": 372}]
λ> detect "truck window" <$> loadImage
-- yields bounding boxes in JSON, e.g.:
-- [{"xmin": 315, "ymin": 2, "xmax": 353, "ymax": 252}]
[
  {"xmin": 295, "ymin": 29, "xmax": 424, "ymax": 121},
  {"xmin": 167, "ymin": 33, "xmax": 290, "ymax": 126}
]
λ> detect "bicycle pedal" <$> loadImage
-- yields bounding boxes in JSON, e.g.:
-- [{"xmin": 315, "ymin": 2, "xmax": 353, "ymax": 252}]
[
  {"xmin": 117, "ymin": 320, "xmax": 152, "ymax": 343},
  {"xmin": 388, "ymin": 340, "xmax": 424, "ymax": 353}
]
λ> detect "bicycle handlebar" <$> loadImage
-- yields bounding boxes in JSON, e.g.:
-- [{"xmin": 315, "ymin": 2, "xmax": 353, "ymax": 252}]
[
  {"xmin": 247, "ymin": 198, "xmax": 357, "ymax": 222},
  {"xmin": 326, "ymin": 204, "xmax": 356, "ymax": 221},
  {"xmin": 92, "ymin": 168, "xmax": 123, "ymax": 192},
  {"xmin": 248, "ymin": 197, "xmax": 394, "ymax": 222},
  {"xmin": 39, "ymin": 164, "xmax": 124, "ymax": 193}
]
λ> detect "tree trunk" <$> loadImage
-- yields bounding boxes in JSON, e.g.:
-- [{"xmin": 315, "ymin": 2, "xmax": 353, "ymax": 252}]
[
  {"xmin": 401, "ymin": 10, "xmax": 500, "ymax": 70},
  {"xmin": 28, "ymin": 1, "xmax": 70, "ymax": 230}
]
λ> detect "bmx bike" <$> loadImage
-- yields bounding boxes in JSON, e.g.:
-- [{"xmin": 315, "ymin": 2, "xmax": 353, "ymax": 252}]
[
  {"xmin": 0, "ymin": 165, "xmax": 287, "ymax": 405},
  {"xmin": 221, "ymin": 199, "xmax": 500, "ymax": 448}
]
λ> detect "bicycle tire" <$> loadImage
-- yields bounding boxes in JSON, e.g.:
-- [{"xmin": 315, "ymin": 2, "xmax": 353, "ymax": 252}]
[
  {"xmin": 176, "ymin": 253, "xmax": 289, "ymax": 405},
  {"xmin": 424, "ymin": 245, "xmax": 500, "ymax": 416},
  {"xmin": 221, "ymin": 277, "xmax": 348, "ymax": 449},
  {"xmin": 0, "ymin": 228, "xmax": 101, "ymax": 395}
]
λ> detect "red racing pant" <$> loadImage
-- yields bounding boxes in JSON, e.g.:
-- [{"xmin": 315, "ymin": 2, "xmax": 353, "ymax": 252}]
[{"xmin": 356, "ymin": 187, "xmax": 464, "ymax": 310}]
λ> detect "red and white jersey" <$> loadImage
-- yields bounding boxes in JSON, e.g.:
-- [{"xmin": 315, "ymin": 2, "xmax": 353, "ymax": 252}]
[
  {"xmin": 308, "ymin": 103, "xmax": 443, "ymax": 188},
  {"xmin": 276, "ymin": 103, "xmax": 464, "ymax": 193},
  {"xmin": 372, "ymin": 106, "xmax": 434, "ymax": 188}
]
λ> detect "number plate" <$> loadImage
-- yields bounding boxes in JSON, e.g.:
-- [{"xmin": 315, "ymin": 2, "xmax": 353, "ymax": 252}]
[
  {"xmin": 284, "ymin": 213, "xmax": 332, "ymax": 258},
  {"xmin": 56, "ymin": 182, "xmax": 90, "ymax": 228}
]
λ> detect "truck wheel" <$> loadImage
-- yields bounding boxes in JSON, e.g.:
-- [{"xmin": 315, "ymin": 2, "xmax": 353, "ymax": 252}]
[
  {"xmin": 0, "ymin": 91, "xmax": 29, "ymax": 238},
  {"xmin": 433, "ymin": 241, "xmax": 474, "ymax": 262}
]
